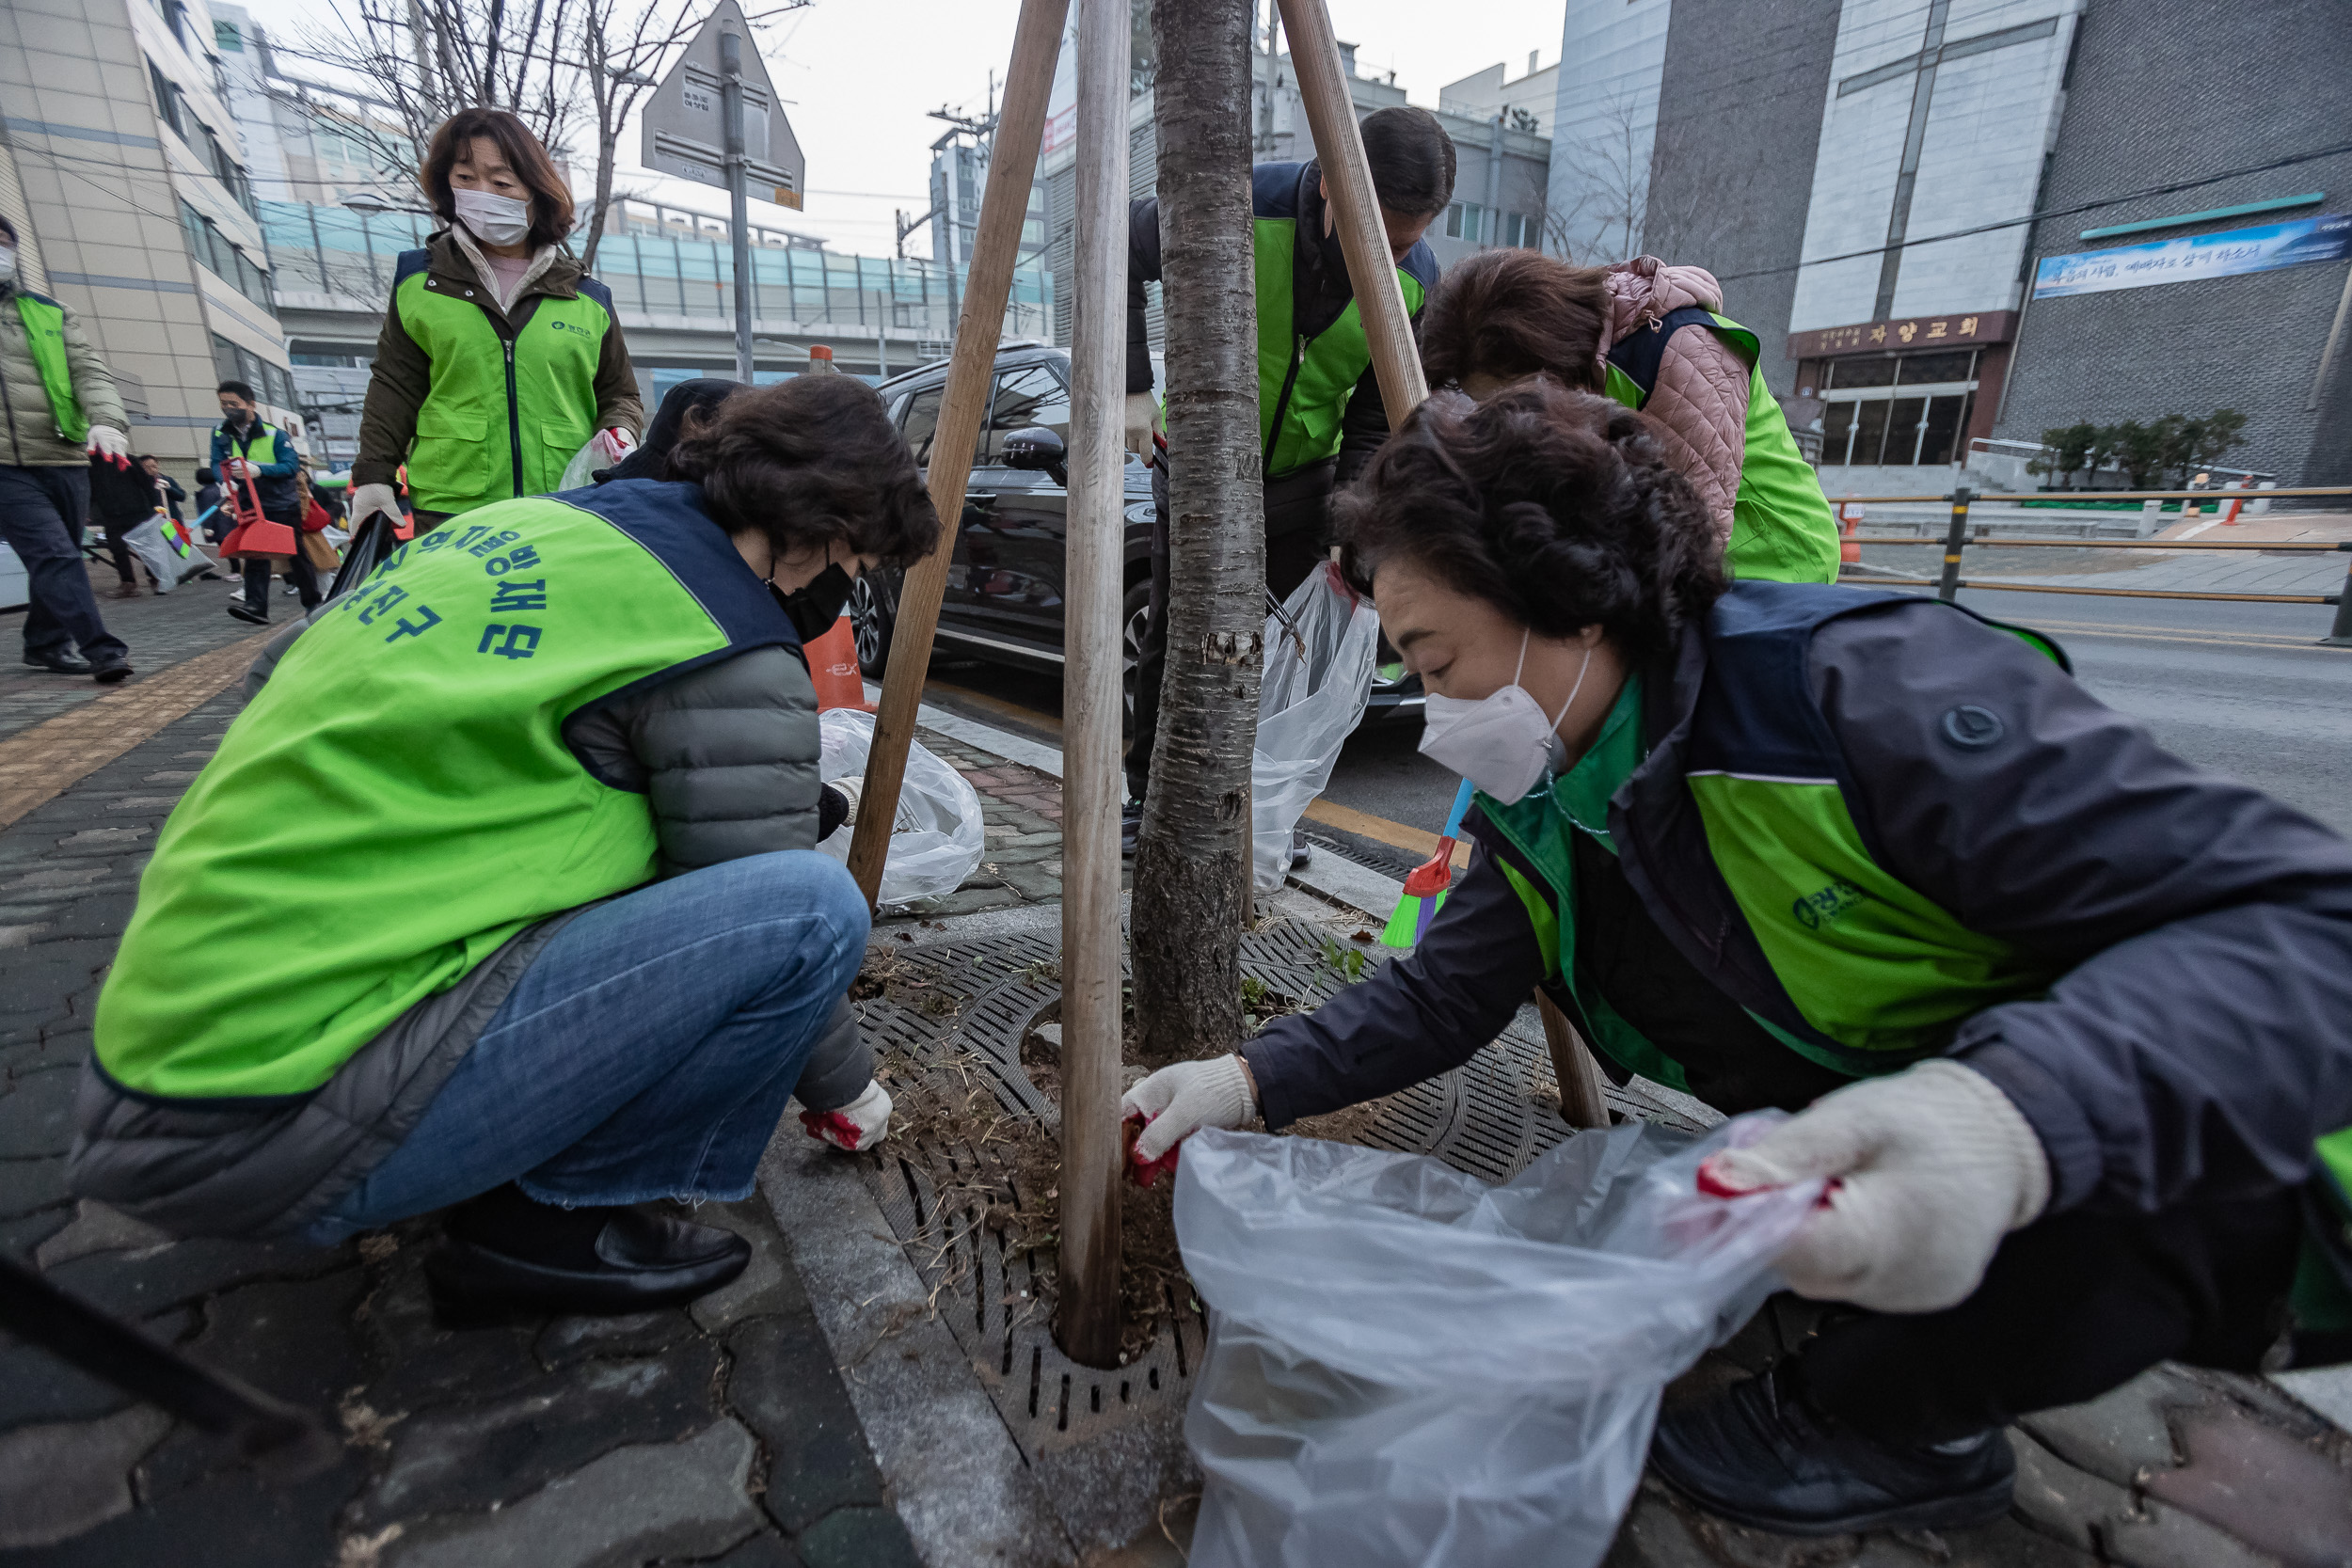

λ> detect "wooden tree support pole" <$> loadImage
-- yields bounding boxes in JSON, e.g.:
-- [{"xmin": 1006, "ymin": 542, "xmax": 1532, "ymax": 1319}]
[
  {"xmin": 846, "ymin": 0, "xmax": 1068, "ymax": 906},
  {"xmin": 1274, "ymin": 0, "xmax": 1428, "ymax": 425},
  {"xmin": 1055, "ymin": 0, "xmax": 1129, "ymax": 1372},
  {"xmin": 1538, "ymin": 993, "xmax": 1612, "ymax": 1130}
]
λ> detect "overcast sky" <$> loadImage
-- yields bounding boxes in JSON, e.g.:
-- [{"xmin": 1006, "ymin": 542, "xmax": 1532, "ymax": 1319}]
[{"xmin": 246, "ymin": 0, "xmax": 1566, "ymax": 258}]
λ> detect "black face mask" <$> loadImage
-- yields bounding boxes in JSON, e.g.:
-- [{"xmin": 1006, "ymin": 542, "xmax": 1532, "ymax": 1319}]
[
  {"xmin": 222, "ymin": 407, "xmax": 252, "ymax": 429},
  {"xmin": 774, "ymin": 562, "xmax": 854, "ymax": 644}
]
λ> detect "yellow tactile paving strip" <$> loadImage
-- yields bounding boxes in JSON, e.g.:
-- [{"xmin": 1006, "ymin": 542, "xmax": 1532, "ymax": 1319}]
[{"xmin": 0, "ymin": 632, "xmax": 272, "ymax": 831}]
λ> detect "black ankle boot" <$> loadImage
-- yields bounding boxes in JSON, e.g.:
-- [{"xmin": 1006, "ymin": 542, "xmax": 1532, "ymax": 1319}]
[
  {"xmin": 426, "ymin": 1183, "xmax": 752, "ymax": 1317},
  {"xmin": 1648, "ymin": 1360, "xmax": 2014, "ymax": 1537}
]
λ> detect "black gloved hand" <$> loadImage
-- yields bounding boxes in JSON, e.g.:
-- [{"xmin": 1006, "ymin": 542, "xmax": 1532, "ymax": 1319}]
[{"xmin": 818, "ymin": 784, "xmax": 850, "ymax": 842}]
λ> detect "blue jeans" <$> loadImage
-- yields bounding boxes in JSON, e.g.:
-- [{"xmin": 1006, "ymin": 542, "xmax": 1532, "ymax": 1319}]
[{"xmin": 305, "ymin": 851, "xmax": 869, "ymax": 1245}]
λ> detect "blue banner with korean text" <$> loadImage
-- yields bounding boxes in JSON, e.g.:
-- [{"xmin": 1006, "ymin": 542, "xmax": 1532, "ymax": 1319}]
[{"xmin": 2033, "ymin": 214, "xmax": 2352, "ymax": 299}]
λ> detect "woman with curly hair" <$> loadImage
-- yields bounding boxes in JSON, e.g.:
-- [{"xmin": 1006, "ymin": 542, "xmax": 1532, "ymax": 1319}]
[
  {"xmin": 72, "ymin": 376, "xmax": 939, "ymax": 1318},
  {"xmin": 1420, "ymin": 246, "xmax": 1842, "ymax": 584},
  {"xmin": 1121, "ymin": 381, "xmax": 2352, "ymax": 1538}
]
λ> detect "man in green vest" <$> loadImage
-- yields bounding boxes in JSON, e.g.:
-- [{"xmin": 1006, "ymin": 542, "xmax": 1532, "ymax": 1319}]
[
  {"xmin": 0, "ymin": 213, "xmax": 135, "ymax": 681},
  {"xmin": 1121, "ymin": 105, "xmax": 1455, "ymax": 845}
]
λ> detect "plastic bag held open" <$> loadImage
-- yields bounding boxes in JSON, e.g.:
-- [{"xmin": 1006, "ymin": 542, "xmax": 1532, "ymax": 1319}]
[
  {"xmin": 812, "ymin": 708, "xmax": 985, "ymax": 907},
  {"xmin": 1252, "ymin": 562, "xmax": 1379, "ymax": 893},
  {"xmin": 1175, "ymin": 1117, "xmax": 1822, "ymax": 1568}
]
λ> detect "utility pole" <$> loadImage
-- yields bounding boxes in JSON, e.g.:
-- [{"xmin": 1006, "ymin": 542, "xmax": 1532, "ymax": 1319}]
[
  {"xmin": 405, "ymin": 0, "xmax": 441, "ymax": 120},
  {"xmin": 720, "ymin": 28, "xmax": 755, "ymax": 385}
]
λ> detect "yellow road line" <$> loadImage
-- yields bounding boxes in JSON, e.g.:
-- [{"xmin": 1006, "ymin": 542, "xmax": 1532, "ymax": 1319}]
[{"xmin": 2022, "ymin": 619, "xmax": 2338, "ymax": 652}]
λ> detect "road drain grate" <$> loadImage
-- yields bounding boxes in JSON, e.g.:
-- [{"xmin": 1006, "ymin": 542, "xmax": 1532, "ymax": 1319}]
[{"xmin": 848, "ymin": 917, "xmax": 1711, "ymax": 1458}]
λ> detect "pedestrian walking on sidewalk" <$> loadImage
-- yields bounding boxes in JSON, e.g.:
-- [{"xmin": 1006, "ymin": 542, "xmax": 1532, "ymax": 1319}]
[
  {"xmin": 193, "ymin": 463, "xmax": 226, "ymax": 542},
  {"xmin": 1121, "ymin": 380, "xmax": 2352, "ymax": 1540},
  {"xmin": 72, "ymin": 375, "xmax": 935, "ymax": 1319},
  {"xmin": 1422, "ymin": 247, "xmax": 1844, "ymax": 585},
  {"xmin": 348, "ymin": 108, "xmax": 642, "ymax": 540},
  {"xmin": 0, "ymin": 213, "xmax": 133, "ymax": 681},
  {"xmin": 88, "ymin": 445, "xmax": 164, "ymax": 596},
  {"xmin": 1122, "ymin": 105, "xmax": 1455, "ymax": 848},
  {"xmin": 212, "ymin": 379, "xmax": 321, "ymax": 623}
]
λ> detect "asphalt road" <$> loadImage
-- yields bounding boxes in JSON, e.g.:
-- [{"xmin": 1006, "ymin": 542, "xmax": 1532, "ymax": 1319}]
[{"xmin": 917, "ymin": 582, "xmax": 2352, "ymax": 850}]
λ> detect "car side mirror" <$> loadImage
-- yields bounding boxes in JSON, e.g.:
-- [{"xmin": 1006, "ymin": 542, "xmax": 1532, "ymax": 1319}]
[{"xmin": 1000, "ymin": 426, "xmax": 1068, "ymax": 484}]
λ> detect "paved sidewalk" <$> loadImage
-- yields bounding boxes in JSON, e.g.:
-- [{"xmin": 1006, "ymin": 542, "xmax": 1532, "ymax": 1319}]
[{"xmin": 0, "ymin": 564, "xmax": 265, "ymax": 740}]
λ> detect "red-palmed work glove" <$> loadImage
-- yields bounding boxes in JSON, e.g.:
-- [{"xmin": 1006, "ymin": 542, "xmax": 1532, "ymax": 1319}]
[
  {"xmin": 1699, "ymin": 1060, "xmax": 2052, "ymax": 1313},
  {"xmin": 1121, "ymin": 1055, "xmax": 1255, "ymax": 1170},
  {"xmin": 591, "ymin": 427, "xmax": 636, "ymax": 465},
  {"xmin": 86, "ymin": 424, "xmax": 131, "ymax": 468},
  {"xmin": 800, "ymin": 1080, "xmax": 893, "ymax": 1152}
]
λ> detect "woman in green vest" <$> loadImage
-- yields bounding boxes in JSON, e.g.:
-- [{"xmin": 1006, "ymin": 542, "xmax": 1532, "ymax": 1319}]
[
  {"xmin": 70, "ymin": 376, "xmax": 936, "ymax": 1318},
  {"xmin": 350, "ymin": 108, "xmax": 643, "ymax": 538},
  {"xmin": 1421, "ymin": 246, "xmax": 1843, "ymax": 585},
  {"xmin": 1120, "ymin": 381, "xmax": 2352, "ymax": 1537}
]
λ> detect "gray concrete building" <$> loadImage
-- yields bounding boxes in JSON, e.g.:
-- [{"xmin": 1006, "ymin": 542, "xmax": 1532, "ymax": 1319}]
[{"xmin": 1549, "ymin": 0, "xmax": 2352, "ymax": 489}]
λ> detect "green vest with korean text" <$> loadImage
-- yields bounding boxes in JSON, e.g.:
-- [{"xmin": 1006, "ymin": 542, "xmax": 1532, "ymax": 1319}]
[
  {"xmin": 92, "ymin": 481, "xmax": 801, "ymax": 1101},
  {"xmin": 1603, "ymin": 308, "xmax": 1842, "ymax": 586},
  {"xmin": 12, "ymin": 293, "xmax": 88, "ymax": 443},
  {"xmin": 389, "ymin": 249, "xmax": 614, "ymax": 518},
  {"xmin": 1248, "ymin": 221, "xmax": 1429, "ymax": 479}
]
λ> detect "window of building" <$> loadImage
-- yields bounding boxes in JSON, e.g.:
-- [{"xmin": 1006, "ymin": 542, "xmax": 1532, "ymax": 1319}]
[
  {"xmin": 148, "ymin": 61, "xmax": 183, "ymax": 136},
  {"xmin": 182, "ymin": 199, "xmax": 277, "ymax": 316},
  {"xmin": 1444, "ymin": 201, "xmax": 1485, "ymax": 242},
  {"xmin": 1816, "ymin": 349, "xmax": 1979, "ymax": 467},
  {"xmin": 1500, "ymin": 212, "xmax": 1542, "ymax": 248},
  {"xmin": 215, "ymin": 18, "xmax": 242, "ymax": 50}
]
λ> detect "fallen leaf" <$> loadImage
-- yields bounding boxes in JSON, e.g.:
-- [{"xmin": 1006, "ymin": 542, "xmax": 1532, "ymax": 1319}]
[{"xmin": 1350, "ymin": 928, "xmax": 1375, "ymax": 943}]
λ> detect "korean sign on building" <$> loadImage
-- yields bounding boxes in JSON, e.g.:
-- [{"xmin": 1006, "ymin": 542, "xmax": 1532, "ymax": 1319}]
[
  {"xmin": 2032, "ymin": 214, "xmax": 2350, "ymax": 300},
  {"xmin": 1787, "ymin": 309, "xmax": 2018, "ymax": 361}
]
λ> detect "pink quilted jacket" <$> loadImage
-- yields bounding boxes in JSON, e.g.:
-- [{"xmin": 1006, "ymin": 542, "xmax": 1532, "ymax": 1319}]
[{"xmin": 1596, "ymin": 258, "xmax": 1750, "ymax": 543}]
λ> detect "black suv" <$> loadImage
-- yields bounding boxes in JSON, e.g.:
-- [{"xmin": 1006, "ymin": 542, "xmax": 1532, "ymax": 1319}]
[{"xmin": 851, "ymin": 343, "xmax": 1423, "ymax": 721}]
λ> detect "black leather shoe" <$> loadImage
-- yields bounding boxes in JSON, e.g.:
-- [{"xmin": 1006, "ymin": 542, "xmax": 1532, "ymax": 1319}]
[
  {"xmin": 23, "ymin": 650, "xmax": 91, "ymax": 674},
  {"xmin": 228, "ymin": 602, "xmax": 268, "ymax": 626},
  {"xmin": 89, "ymin": 658, "xmax": 132, "ymax": 685},
  {"xmin": 1648, "ymin": 1361, "xmax": 2014, "ymax": 1537},
  {"xmin": 427, "ymin": 1207, "xmax": 752, "ymax": 1317}
]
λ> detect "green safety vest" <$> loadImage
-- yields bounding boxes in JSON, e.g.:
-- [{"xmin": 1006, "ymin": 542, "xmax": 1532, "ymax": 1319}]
[
  {"xmin": 390, "ymin": 251, "xmax": 614, "ymax": 517},
  {"xmin": 1249, "ymin": 220, "xmax": 1428, "ymax": 479},
  {"xmin": 12, "ymin": 293, "xmax": 88, "ymax": 443},
  {"xmin": 1602, "ymin": 308, "xmax": 1842, "ymax": 586},
  {"xmin": 93, "ymin": 483, "xmax": 801, "ymax": 1101}
]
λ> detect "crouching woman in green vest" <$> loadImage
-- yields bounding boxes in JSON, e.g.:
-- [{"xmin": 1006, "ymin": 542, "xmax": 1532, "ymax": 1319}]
[
  {"xmin": 1121, "ymin": 381, "xmax": 2352, "ymax": 1537},
  {"xmin": 1422, "ymin": 247, "xmax": 1844, "ymax": 585},
  {"xmin": 349, "ymin": 107, "xmax": 643, "ymax": 539},
  {"xmin": 68, "ymin": 376, "xmax": 936, "ymax": 1318}
]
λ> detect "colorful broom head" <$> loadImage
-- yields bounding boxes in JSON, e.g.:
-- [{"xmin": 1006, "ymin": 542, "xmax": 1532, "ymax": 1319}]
[{"xmin": 1380, "ymin": 837, "xmax": 1457, "ymax": 947}]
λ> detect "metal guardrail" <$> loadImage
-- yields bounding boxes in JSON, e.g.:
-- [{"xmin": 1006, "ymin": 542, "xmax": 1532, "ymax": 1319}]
[{"xmin": 1826, "ymin": 486, "xmax": 2352, "ymax": 646}]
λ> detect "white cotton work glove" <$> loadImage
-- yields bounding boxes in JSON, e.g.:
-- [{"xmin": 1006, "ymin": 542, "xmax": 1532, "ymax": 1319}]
[
  {"xmin": 1700, "ymin": 1060, "xmax": 2051, "ymax": 1314},
  {"xmin": 1122, "ymin": 1055, "xmax": 1256, "ymax": 1169},
  {"xmin": 798, "ymin": 1080, "xmax": 893, "ymax": 1152},
  {"xmin": 592, "ymin": 427, "xmax": 636, "ymax": 464},
  {"xmin": 86, "ymin": 424, "xmax": 130, "ymax": 467},
  {"xmin": 348, "ymin": 483, "xmax": 403, "ymax": 528},
  {"xmin": 1121, "ymin": 391, "xmax": 1159, "ymax": 465}
]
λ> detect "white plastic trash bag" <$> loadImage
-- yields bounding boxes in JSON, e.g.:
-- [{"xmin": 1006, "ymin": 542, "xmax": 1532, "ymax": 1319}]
[
  {"xmin": 557, "ymin": 436, "xmax": 603, "ymax": 492},
  {"xmin": 813, "ymin": 707, "xmax": 987, "ymax": 907},
  {"xmin": 1251, "ymin": 562, "xmax": 1378, "ymax": 894},
  {"xmin": 122, "ymin": 515, "xmax": 213, "ymax": 594},
  {"xmin": 1176, "ymin": 1117, "xmax": 1822, "ymax": 1568}
]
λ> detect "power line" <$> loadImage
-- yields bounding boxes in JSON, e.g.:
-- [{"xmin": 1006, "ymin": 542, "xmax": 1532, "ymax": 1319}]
[{"xmin": 1713, "ymin": 140, "xmax": 2352, "ymax": 285}]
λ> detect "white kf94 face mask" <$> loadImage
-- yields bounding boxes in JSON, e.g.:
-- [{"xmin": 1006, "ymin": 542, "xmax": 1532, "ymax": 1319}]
[
  {"xmin": 1416, "ymin": 629, "xmax": 1593, "ymax": 804},
  {"xmin": 453, "ymin": 186, "xmax": 532, "ymax": 247}
]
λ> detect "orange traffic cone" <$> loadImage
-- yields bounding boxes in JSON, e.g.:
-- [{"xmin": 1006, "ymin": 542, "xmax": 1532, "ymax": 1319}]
[
  {"xmin": 1838, "ymin": 499, "xmax": 1862, "ymax": 565},
  {"xmin": 805, "ymin": 609, "xmax": 871, "ymax": 711}
]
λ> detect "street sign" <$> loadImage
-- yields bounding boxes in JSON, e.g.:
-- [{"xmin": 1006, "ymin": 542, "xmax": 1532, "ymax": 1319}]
[{"xmin": 640, "ymin": 0, "xmax": 805, "ymax": 208}]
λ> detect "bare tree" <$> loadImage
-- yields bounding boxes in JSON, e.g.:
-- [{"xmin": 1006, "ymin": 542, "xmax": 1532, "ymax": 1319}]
[
  {"xmin": 1132, "ymin": 0, "xmax": 1261, "ymax": 1065},
  {"xmin": 1542, "ymin": 89, "xmax": 1651, "ymax": 264}
]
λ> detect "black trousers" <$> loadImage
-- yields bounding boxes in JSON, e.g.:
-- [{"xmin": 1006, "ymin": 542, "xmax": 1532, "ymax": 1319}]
[
  {"xmin": 96, "ymin": 512, "xmax": 147, "ymax": 585},
  {"xmin": 240, "ymin": 503, "xmax": 322, "ymax": 618},
  {"xmin": 1127, "ymin": 459, "xmax": 1338, "ymax": 800},
  {"xmin": 0, "ymin": 464, "xmax": 127, "ymax": 664},
  {"xmin": 1800, "ymin": 1190, "xmax": 2303, "ymax": 1445}
]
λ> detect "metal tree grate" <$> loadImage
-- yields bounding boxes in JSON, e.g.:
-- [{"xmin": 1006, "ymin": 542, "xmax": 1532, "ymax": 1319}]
[{"xmin": 847, "ymin": 917, "xmax": 1710, "ymax": 1458}]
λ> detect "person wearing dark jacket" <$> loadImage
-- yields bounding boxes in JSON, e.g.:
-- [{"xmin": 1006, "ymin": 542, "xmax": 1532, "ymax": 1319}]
[
  {"xmin": 87, "ymin": 448, "xmax": 164, "ymax": 595},
  {"xmin": 1121, "ymin": 106, "xmax": 1454, "ymax": 841},
  {"xmin": 1120, "ymin": 381, "xmax": 2352, "ymax": 1537},
  {"xmin": 349, "ymin": 108, "xmax": 641, "ymax": 537},
  {"xmin": 68, "ymin": 375, "xmax": 934, "ymax": 1318},
  {"xmin": 193, "ymin": 465, "xmax": 226, "ymax": 541},
  {"xmin": 212, "ymin": 378, "xmax": 322, "ymax": 622}
]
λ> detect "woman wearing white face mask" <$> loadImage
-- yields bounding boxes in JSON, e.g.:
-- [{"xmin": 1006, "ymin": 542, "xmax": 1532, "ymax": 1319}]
[
  {"xmin": 1123, "ymin": 379, "xmax": 2352, "ymax": 1541},
  {"xmin": 350, "ymin": 108, "xmax": 641, "ymax": 536}
]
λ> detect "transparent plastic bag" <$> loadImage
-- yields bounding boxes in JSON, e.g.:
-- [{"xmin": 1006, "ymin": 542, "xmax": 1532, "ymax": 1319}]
[
  {"xmin": 1251, "ymin": 562, "xmax": 1379, "ymax": 893},
  {"xmin": 812, "ymin": 708, "xmax": 987, "ymax": 907},
  {"xmin": 121, "ymin": 515, "xmax": 210, "ymax": 594},
  {"xmin": 1175, "ymin": 1117, "xmax": 1822, "ymax": 1568},
  {"xmin": 556, "ymin": 436, "xmax": 603, "ymax": 492}
]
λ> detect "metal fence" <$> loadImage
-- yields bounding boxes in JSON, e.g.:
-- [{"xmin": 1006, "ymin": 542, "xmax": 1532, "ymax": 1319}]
[{"xmin": 1832, "ymin": 485, "xmax": 2352, "ymax": 646}]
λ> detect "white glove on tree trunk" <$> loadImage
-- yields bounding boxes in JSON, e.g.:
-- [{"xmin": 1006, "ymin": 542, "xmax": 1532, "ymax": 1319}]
[
  {"xmin": 1703, "ymin": 1059, "xmax": 2052, "ymax": 1313},
  {"xmin": 348, "ymin": 483, "xmax": 402, "ymax": 528},
  {"xmin": 1121, "ymin": 391, "xmax": 1159, "ymax": 465},
  {"xmin": 86, "ymin": 424, "xmax": 130, "ymax": 467},
  {"xmin": 799, "ymin": 1080, "xmax": 893, "ymax": 1152},
  {"xmin": 1122, "ymin": 1055, "xmax": 1255, "ymax": 1164}
]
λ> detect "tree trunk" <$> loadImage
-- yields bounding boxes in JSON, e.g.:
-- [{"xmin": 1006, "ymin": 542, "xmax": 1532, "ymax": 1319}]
[{"xmin": 1132, "ymin": 0, "xmax": 1260, "ymax": 1067}]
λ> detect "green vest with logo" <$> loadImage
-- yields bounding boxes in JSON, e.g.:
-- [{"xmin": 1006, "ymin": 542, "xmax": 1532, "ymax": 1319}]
[
  {"xmin": 93, "ymin": 482, "xmax": 801, "ymax": 1101},
  {"xmin": 1248, "ymin": 221, "xmax": 1428, "ymax": 479},
  {"xmin": 389, "ymin": 250, "xmax": 614, "ymax": 518},
  {"xmin": 1603, "ymin": 308, "xmax": 1842, "ymax": 586},
  {"xmin": 12, "ymin": 293, "xmax": 88, "ymax": 443}
]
